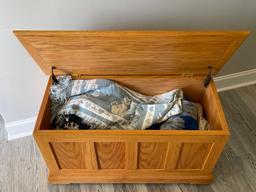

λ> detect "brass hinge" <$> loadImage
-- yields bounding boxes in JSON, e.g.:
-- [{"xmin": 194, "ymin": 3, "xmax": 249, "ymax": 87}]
[
  {"xmin": 182, "ymin": 72, "xmax": 194, "ymax": 77},
  {"xmin": 72, "ymin": 74, "xmax": 82, "ymax": 79},
  {"xmin": 204, "ymin": 66, "xmax": 213, "ymax": 87}
]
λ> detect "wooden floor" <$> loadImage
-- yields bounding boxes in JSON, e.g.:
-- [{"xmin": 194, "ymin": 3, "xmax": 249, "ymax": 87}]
[{"xmin": 1, "ymin": 84, "xmax": 256, "ymax": 192}]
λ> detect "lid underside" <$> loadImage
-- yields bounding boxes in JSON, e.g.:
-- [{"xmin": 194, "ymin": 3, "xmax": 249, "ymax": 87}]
[{"xmin": 14, "ymin": 30, "xmax": 249, "ymax": 76}]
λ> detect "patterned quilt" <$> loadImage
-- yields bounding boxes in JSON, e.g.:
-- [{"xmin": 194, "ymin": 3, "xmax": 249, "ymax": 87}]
[{"xmin": 50, "ymin": 76, "xmax": 204, "ymax": 130}]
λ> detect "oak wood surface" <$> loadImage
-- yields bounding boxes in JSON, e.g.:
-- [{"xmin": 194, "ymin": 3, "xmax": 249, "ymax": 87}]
[
  {"xmin": 78, "ymin": 75, "xmax": 206, "ymax": 102},
  {"xmin": 203, "ymin": 82, "xmax": 230, "ymax": 132},
  {"xmin": 138, "ymin": 142, "xmax": 168, "ymax": 169},
  {"xmin": 32, "ymin": 80, "xmax": 228, "ymax": 183},
  {"xmin": 14, "ymin": 30, "xmax": 249, "ymax": 76},
  {"xmin": 176, "ymin": 143, "xmax": 212, "ymax": 170},
  {"xmin": 95, "ymin": 142, "xmax": 125, "ymax": 169},
  {"xmin": 50, "ymin": 142, "xmax": 87, "ymax": 169},
  {"xmin": 23, "ymin": 30, "xmax": 239, "ymax": 184},
  {"xmin": 1, "ymin": 85, "xmax": 255, "ymax": 191}
]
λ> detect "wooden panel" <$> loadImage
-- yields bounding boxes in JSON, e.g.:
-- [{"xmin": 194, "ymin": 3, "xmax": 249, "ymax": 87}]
[
  {"xmin": 125, "ymin": 141, "xmax": 138, "ymax": 170},
  {"xmin": 80, "ymin": 75, "xmax": 205, "ymax": 102},
  {"xmin": 203, "ymin": 81, "xmax": 230, "ymax": 131},
  {"xmin": 50, "ymin": 142, "xmax": 86, "ymax": 169},
  {"xmin": 14, "ymin": 30, "xmax": 249, "ymax": 76},
  {"xmin": 33, "ymin": 136, "xmax": 60, "ymax": 175},
  {"xmin": 33, "ymin": 77, "xmax": 51, "ymax": 131},
  {"xmin": 138, "ymin": 142, "xmax": 168, "ymax": 169},
  {"xmin": 201, "ymin": 137, "xmax": 228, "ymax": 173},
  {"xmin": 203, "ymin": 81, "xmax": 221, "ymax": 130},
  {"xmin": 86, "ymin": 142, "xmax": 99, "ymax": 170},
  {"xmin": 95, "ymin": 142, "xmax": 125, "ymax": 169},
  {"xmin": 164, "ymin": 142, "xmax": 182, "ymax": 171},
  {"xmin": 176, "ymin": 143, "xmax": 212, "ymax": 170}
]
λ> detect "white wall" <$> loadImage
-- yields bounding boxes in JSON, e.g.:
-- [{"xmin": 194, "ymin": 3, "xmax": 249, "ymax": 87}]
[{"xmin": 0, "ymin": 0, "xmax": 256, "ymax": 124}]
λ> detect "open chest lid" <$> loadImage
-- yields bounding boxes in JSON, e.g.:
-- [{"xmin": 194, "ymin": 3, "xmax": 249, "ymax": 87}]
[{"xmin": 14, "ymin": 30, "xmax": 249, "ymax": 76}]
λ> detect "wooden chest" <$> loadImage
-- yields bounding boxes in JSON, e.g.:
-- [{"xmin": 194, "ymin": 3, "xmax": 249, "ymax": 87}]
[{"xmin": 14, "ymin": 30, "xmax": 249, "ymax": 184}]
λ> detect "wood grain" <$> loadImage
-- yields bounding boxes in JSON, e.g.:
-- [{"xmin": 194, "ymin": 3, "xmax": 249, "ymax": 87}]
[
  {"xmin": 95, "ymin": 142, "xmax": 125, "ymax": 169},
  {"xmin": 27, "ymin": 30, "xmax": 236, "ymax": 183},
  {"xmin": 85, "ymin": 142, "xmax": 99, "ymax": 170},
  {"xmin": 203, "ymin": 81, "xmax": 230, "ymax": 132},
  {"xmin": 33, "ymin": 77, "xmax": 51, "ymax": 131},
  {"xmin": 33, "ymin": 135, "xmax": 60, "ymax": 176},
  {"xmin": 50, "ymin": 142, "xmax": 86, "ymax": 169},
  {"xmin": 125, "ymin": 141, "xmax": 138, "ymax": 170},
  {"xmin": 14, "ymin": 30, "xmax": 249, "ymax": 76},
  {"xmin": 138, "ymin": 142, "xmax": 168, "ymax": 169},
  {"xmin": 1, "ymin": 85, "xmax": 255, "ymax": 190},
  {"xmin": 176, "ymin": 143, "xmax": 212, "ymax": 170},
  {"xmin": 164, "ymin": 142, "xmax": 183, "ymax": 171},
  {"xmin": 80, "ymin": 75, "xmax": 206, "ymax": 102}
]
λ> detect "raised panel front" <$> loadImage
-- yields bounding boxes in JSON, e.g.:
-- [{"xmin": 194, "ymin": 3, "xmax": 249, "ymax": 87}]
[
  {"xmin": 138, "ymin": 142, "xmax": 168, "ymax": 169},
  {"xmin": 95, "ymin": 142, "xmax": 125, "ymax": 169},
  {"xmin": 176, "ymin": 143, "xmax": 212, "ymax": 170},
  {"xmin": 50, "ymin": 142, "xmax": 86, "ymax": 169}
]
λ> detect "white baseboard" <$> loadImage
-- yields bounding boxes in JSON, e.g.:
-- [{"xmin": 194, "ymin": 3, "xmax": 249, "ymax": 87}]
[
  {"xmin": 5, "ymin": 69, "xmax": 256, "ymax": 140},
  {"xmin": 5, "ymin": 117, "xmax": 36, "ymax": 140},
  {"xmin": 214, "ymin": 69, "xmax": 256, "ymax": 92},
  {"xmin": 0, "ymin": 115, "xmax": 8, "ymax": 142}
]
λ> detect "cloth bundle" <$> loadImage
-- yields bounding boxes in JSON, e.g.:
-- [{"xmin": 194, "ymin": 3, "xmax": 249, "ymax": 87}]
[{"xmin": 50, "ymin": 76, "xmax": 208, "ymax": 130}]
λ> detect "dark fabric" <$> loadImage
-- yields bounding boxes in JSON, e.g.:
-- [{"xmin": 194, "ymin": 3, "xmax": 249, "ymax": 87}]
[{"xmin": 52, "ymin": 114, "xmax": 90, "ymax": 130}]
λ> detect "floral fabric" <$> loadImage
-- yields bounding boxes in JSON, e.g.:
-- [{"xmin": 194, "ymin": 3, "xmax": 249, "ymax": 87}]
[{"xmin": 50, "ymin": 76, "xmax": 184, "ymax": 130}]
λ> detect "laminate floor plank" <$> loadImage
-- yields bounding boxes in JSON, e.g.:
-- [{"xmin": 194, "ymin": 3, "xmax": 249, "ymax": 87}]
[
  {"xmin": 214, "ymin": 85, "xmax": 256, "ymax": 192},
  {"xmin": 1, "ymin": 84, "xmax": 256, "ymax": 192},
  {"xmin": 145, "ymin": 184, "xmax": 182, "ymax": 192}
]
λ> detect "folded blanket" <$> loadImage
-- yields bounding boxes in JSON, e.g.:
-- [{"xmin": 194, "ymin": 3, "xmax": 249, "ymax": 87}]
[
  {"xmin": 51, "ymin": 76, "xmax": 183, "ymax": 130},
  {"xmin": 160, "ymin": 100, "xmax": 200, "ymax": 130}
]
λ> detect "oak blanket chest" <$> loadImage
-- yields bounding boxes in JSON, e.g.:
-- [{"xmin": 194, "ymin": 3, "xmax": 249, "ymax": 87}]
[{"xmin": 14, "ymin": 30, "xmax": 249, "ymax": 184}]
